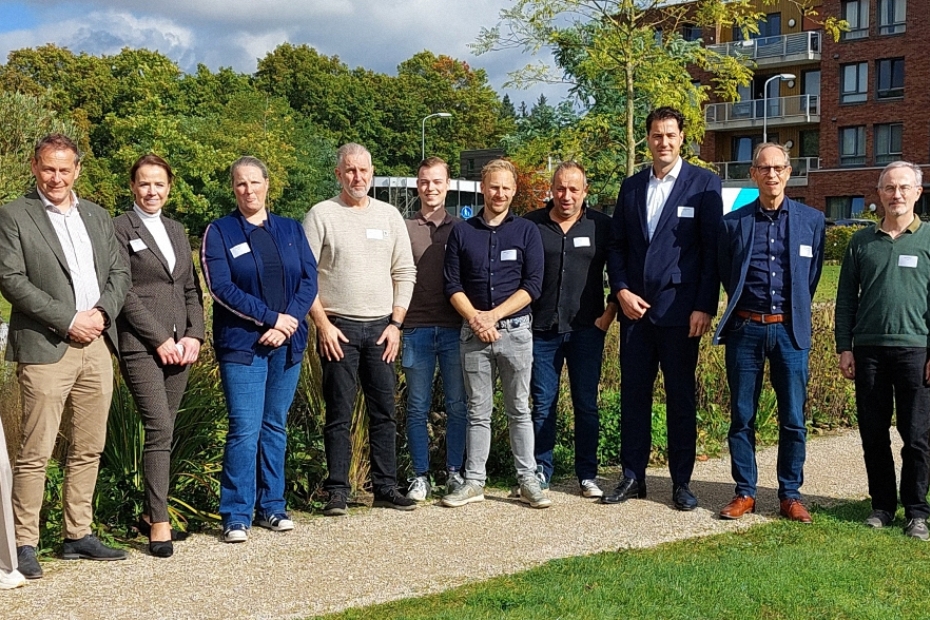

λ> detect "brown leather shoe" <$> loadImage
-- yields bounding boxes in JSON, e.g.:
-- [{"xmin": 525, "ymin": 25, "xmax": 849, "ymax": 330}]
[
  {"xmin": 719, "ymin": 495, "xmax": 755, "ymax": 520},
  {"xmin": 780, "ymin": 499, "xmax": 813, "ymax": 523}
]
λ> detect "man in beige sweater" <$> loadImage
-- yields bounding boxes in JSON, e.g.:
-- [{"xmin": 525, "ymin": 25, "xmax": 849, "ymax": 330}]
[{"xmin": 304, "ymin": 143, "xmax": 418, "ymax": 515}]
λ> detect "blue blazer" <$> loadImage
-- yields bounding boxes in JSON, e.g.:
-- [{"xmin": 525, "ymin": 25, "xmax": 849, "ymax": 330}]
[
  {"xmin": 607, "ymin": 160, "xmax": 723, "ymax": 327},
  {"xmin": 713, "ymin": 197, "xmax": 825, "ymax": 350}
]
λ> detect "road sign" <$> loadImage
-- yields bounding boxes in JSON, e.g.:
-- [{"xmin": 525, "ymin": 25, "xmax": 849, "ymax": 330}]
[{"xmin": 460, "ymin": 205, "xmax": 473, "ymax": 218}]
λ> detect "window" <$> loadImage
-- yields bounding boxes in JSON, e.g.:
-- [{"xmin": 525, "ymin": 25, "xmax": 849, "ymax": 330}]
[
  {"xmin": 827, "ymin": 196, "xmax": 865, "ymax": 219},
  {"xmin": 842, "ymin": 0, "xmax": 869, "ymax": 40},
  {"xmin": 878, "ymin": 0, "xmax": 906, "ymax": 35},
  {"xmin": 682, "ymin": 24, "xmax": 702, "ymax": 42},
  {"xmin": 874, "ymin": 123, "xmax": 903, "ymax": 164},
  {"xmin": 732, "ymin": 12, "xmax": 781, "ymax": 41},
  {"xmin": 840, "ymin": 62, "xmax": 868, "ymax": 103},
  {"xmin": 876, "ymin": 58, "xmax": 904, "ymax": 99},
  {"xmin": 799, "ymin": 130, "xmax": 820, "ymax": 158},
  {"xmin": 839, "ymin": 126, "xmax": 866, "ymax": 166}
]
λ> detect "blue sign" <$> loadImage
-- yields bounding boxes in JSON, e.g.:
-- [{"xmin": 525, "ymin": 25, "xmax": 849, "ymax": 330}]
[{"xmin": 460, "ymin": 205, "xmax": 473, "ymax": 218}]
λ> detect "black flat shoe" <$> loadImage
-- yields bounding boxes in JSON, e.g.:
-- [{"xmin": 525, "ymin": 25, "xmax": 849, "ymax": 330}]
[
  {"xmin": 136, "ymin": 518, "xmax": 189, "ymax": 541},
  {"xmin": 148, "ymin": 540, "xmax": 174, "ymax": 558}
]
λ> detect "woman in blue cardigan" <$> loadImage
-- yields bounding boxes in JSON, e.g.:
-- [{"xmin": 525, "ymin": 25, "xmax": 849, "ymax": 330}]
[{"xmin": 201, "ymin": 156, "xmax": 318, "ymax": 543}]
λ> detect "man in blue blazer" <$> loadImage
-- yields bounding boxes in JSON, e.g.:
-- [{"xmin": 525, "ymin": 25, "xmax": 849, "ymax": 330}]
[
  {"xmin": 604, "ymin": 107, "xmax": 722, "ymax": 510},
  {"xmin": 714, "ymin": 142, "xmax": 825, "ymax": 523}
]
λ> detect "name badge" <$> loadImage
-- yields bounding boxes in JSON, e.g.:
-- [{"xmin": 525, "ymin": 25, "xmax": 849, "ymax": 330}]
[
  {"xmin": 129, "ymin": 238, "xmax": 148, "ymax": 253},
  {"xmin": 899, "ymin": 255, "xmax": 918, "ymax": 268},
  {"xmin": 501, "ymin": 249, "xmax": 517, "ymax": 261},
  {"xmin": 677, "ymin": 206, "xmax": 695, "ymax": 219},
  {"xmin": 799, "ymin": 244, "xmax": 813, "ymax": 258},
  {"xmin": 230, "ymin": 242, "xmax": 251, "ymax": 258},
  {"xmin": 573, "ymin": 236, "xmax": 591, "ymax": 248},
  {"xmin": 366, "ymin": 229, "xmax": 384, "ymax": 240}
]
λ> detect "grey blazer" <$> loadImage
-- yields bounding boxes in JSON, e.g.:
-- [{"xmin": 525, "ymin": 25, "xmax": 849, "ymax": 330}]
[
  {"xmin": 113, "ymin": 210, "xmax": 205, "ymax": 354},
  {"xmin": 0, "ymin": 190, "xmax": 131, "ymax": 364}
]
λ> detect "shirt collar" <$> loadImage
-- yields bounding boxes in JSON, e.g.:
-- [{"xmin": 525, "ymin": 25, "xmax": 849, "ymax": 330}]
[
  {"xmin": 649, "ymin": 156, "xmax": 683, "ymax": 183},
  {"xmin": 416, "ymin": 208, "xmax": 452, "ymax": 227},
  {"xmin": 38, "ymin": 188, "xmax": 79, "ymax": 214},
  {"xmin": 876, "ymin": 215, "xmax": 920, "ymax": 236}
]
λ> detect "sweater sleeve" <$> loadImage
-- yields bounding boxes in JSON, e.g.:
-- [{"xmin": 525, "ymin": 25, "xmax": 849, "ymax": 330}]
[{"xmin": 389, "ymin": 209, "xmax": 416, "ymax": 310}]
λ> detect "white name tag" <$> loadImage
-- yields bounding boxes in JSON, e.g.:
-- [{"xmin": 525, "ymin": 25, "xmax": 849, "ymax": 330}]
[
  {"xmin": 501, "ymin": 249, "xmax": 517, "ymax": 261},
  {"xmin": 677, "ymin": 206, "xmax": 695, "ymax": 219},
  {"xmin": 799, "ymin": 244, "xmax": 813, "ymax": 258},
  {"xmin": 573, "ymin": 236, "xmax": 591, "ymax": 248},
  {"xmin": 366, "ymin": 228, "xmax": 384, "ymax": 240},
  {"xmin": 230, "ymin": 242, "xmax": 251, "ymax": 258},
  {"xmin": 129, "ymin": 238, "xmax": 147, "ymax": 253},
  {"xmin": 899, "ymin": 255, "xmax": 918, "ymax": 268}
]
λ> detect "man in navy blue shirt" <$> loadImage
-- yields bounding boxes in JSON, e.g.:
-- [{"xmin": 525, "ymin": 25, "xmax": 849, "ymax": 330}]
[
  {"xmin": 441, "ymin": 159, "xmax": 549, "ymax": 509},
  {"xmin": 714, "ymin": 142, "xmax": 824, "ymax": 523}
]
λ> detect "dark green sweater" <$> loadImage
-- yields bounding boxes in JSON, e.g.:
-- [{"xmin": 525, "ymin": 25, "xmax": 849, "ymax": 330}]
[{"xmin": 835, "ymin": 217, "xmax": 930, "ymax": 352}]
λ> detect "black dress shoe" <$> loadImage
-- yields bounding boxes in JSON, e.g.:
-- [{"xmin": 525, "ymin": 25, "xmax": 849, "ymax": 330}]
[
  {"xmin": 601, "ymin": 476, "xmax": 647, "ymax": 504},
  {"xmin": 673, "ymin": 483, "xmax": 698, "ymax": 511},
  {"xmin": 62, "ymin": 534, "xmax": 128, "ymax": 561},
  {"xmin": 148, "ymin": 540, "xmax": 174, "ymax": 558},
  {"xmin": 136, "ymin": 517, "xmax": 189, "ymax": 541}
]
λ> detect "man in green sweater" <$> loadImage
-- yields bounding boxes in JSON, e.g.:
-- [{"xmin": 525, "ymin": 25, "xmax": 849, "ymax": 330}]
[{"xmin": 835, "ymin": 160, "xmax": 930, "ymax": 540}]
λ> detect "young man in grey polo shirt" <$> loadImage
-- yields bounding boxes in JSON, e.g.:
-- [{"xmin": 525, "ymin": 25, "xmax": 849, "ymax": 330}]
[{"xmin": 441, "ymin": 159, "xmax": 549, "ymax": 508}]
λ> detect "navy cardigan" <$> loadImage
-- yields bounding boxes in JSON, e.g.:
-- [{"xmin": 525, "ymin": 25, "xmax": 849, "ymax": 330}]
[{"xmin": 201, "ymin": 210, "xmax": 318, "ymax": 366}]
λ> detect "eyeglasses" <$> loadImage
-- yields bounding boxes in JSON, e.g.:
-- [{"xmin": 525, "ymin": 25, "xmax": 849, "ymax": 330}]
[
  {"xmin": 880, "ymin": 185, "xmax": 914, "ymax": 196},
  {"xmin": 752, "ymin": 165, "xmax": 789, "ymax": 176}
]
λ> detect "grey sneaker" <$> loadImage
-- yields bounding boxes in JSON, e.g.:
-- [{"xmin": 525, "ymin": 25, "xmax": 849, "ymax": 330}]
[
  {"xmin": 441, "ymin": 480, "xmax": 485, "ymax": 507},
  {"xmin": 864, "ymin": 509, "xmax": 893, "ymax": 529},
  {"xmin": 406, "ymin": 475, "xmax": 431, "ymax": 502},
  {"xmin": 446, "ymin": 470, "xmax": 465, "ymax": 494},
  {"xmin": 511, "ymin": 466, "xmax": 550, "ymax": 498},
  {"xmin": 905, "ymin": 518, "xmax": 929, "ymax": 541},
  {"xmin": 580, "ymin": 479, "xmax": 604, "ymax": 498},
  {"xmin": 519, "ymin": 475, "xmax": 552, "ymax": 508}
]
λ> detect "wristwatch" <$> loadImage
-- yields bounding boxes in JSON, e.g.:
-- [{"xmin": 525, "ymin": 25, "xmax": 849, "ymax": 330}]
[{"xmin": 389, "ymin": 319, "xmax": 403, "ymax": 329}]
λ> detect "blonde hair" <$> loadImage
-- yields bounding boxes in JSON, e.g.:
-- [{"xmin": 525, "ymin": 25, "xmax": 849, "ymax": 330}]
[{"xmin": 480, "ymin": 159, "xmax": 517, "ymax": 184}]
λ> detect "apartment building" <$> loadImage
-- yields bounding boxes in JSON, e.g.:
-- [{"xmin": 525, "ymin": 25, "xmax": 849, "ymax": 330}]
[{"xmin": 697, "ymin": 0, "xmax": 929, "ymax": 218}]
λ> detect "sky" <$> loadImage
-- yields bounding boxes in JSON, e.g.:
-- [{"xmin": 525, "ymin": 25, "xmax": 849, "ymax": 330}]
[{"xmin": 0, "ymin": 0, "xmax": 569, "ymax": 108}]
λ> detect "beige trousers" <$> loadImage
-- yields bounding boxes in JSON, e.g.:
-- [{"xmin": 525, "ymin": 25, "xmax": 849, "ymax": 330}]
[
  {"xmin": 0, "ymin": 413, "xmax": 15, "ymax": 572},
  {"xmin": 13, "ymin": 338, "xmax": 113, "ymax": 546}
]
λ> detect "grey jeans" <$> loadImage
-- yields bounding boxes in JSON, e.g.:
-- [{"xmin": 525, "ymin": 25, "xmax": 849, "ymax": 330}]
[{"xmin": 460, "ymin": 315, "xmax": 536, "ymax": 484}]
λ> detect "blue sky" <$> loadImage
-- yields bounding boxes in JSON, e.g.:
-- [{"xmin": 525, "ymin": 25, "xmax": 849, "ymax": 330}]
[{"xmin": 0, "ymin": 0, "xmax": 568, "ymax": 106}]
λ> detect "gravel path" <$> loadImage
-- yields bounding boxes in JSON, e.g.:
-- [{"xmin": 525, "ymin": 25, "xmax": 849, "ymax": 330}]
[{"xmin": 3, "ymin": 430, "xmax": 879, "ymax": 619}]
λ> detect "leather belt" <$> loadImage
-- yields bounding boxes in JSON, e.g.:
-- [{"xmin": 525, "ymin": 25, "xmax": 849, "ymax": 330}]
[
  {"xmin": 736, "ymin": 310, "xmax": 785, "ymax": 324},
  {"xmin": 495, "ymin": 315, "xmax": 531, "ymax": 330}
]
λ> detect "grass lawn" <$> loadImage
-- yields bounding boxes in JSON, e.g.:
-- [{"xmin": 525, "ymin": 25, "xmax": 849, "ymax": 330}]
[
  {"xmin": 321, "ymin": 500, "xmax": 930, "ymax": 620},
  {"xmin": 814, "ymin": 263, "xmax": 840, "ymax": 304}
]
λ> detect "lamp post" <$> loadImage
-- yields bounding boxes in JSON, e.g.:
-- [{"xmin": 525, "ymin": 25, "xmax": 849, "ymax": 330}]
[
  {"xmin": 762, "ymin": 73, "xmax": 795, "ymax": 143},
  {"xmin": 421, "ymin": 112, "xmax": 452, "ymax": 160}
]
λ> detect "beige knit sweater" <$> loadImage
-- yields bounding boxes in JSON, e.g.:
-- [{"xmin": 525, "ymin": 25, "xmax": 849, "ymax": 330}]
[{"xmin": 303, "ymin": 195, "xmax": 416, "ymax": 320}]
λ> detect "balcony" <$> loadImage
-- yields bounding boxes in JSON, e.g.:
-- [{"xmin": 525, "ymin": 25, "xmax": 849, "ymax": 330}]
[
  {"xmin": 706, "ymin": 31, "xmax": 821, "ymax": 68},
  {"xmin": 705, "ymin": 95, "xmax": 819, "ymax": 131},
  {"xmin": 713, "ymin": 157, "xmax": 820, "ymax": 188}
]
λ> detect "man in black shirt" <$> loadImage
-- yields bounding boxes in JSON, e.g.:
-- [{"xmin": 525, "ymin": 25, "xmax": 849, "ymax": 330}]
[{"xmin": 524, "ymin": 162, "xmax": 617, "ymax": 499}]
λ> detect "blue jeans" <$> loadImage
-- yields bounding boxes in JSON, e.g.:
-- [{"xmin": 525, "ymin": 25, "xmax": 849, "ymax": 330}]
[
  {"xmin": 402, "ymin": 326, "xmax": 468, "ymax": 476},
  {"xmin": 219, "ymin": 345, "xmax": 302, "ymax": 527},
  {"xmin": 725, "ymin": 319, "xmax": 808, "ymax": 499},
  {"xmin": 531, "ymin": 326, "xmax": 605, "ymax": 483}
]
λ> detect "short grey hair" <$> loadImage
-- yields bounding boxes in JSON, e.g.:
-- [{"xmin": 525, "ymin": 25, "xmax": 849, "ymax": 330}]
[
  {"xmin": 751, "ymin": 142, "xmax": 791, "ymax": 167},
  {"xmin": 230, "ymin": 156, "xmax": 269, "ymax": 182},
  {"xmin": 551, "ymin": 161, "xmax": 587, "ymax": 187},
  {"xmin": 877, "ymin": 161, "xmax": 923, "ymax": 188},
  {"xmin": 336, "ymin": 143, "xmax": 372, "ymax": 169}
]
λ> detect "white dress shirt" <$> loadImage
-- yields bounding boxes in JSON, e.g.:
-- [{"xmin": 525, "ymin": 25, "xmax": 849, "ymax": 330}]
[{"xmin": 645, "ymin": 156, "xmax": 683, "ymax": 241}]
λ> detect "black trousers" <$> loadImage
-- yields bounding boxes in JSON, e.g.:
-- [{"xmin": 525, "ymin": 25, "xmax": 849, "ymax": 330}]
[{"xmin": 854, "ymin": 346, "xmax": 930, "ymax": 520}]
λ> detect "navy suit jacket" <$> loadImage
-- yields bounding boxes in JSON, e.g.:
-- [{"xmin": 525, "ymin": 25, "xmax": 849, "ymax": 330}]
[
  {"xmin": 607, "ymin": 159, "xmax": 723, "ymax": 327},
  {"xmin": 713, "ymin": 197, "xmax": 825, "ymax": 350}
]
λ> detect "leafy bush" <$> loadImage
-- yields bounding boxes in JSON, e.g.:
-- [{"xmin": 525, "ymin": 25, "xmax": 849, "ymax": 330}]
[{"xmin": 825, "ymin": 225, "xmax": 857, "ymax": 262}]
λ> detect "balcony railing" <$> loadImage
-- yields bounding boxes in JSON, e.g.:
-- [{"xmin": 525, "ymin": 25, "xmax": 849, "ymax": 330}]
[
  {"xmin": 714, "ymin": 157, "xmax": 820, "ymax": 184},
  {"xmin": 705, "ymin": 94, "xmax": 819, "ymax": 128},
  {"xmin": 706, "ymin": 31, "xmax": 821, "ymax": 65}
]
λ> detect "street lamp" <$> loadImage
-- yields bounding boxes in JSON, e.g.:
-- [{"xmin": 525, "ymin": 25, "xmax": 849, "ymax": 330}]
[
  {"xmin": 762, "ymin": 73, "xmax": 795, "ymax": 143},
  {"xmin": 421, "ymin": 112, "xmax": 452, "ymax": 160}
]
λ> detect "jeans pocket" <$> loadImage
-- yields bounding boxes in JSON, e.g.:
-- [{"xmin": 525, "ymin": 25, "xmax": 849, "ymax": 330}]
[{"xmin": 727, "ymin": 315, "xmax": 749, "ymax": 333}]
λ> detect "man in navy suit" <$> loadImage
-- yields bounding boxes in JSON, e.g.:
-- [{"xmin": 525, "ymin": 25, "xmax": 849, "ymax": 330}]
[
  {"xmin": 604, "ymin": 107, "xmax": 722, "ymax": 510},
  {"xmin": 714, "ymin": 142, "xmax": 825, "ymax": 523}
]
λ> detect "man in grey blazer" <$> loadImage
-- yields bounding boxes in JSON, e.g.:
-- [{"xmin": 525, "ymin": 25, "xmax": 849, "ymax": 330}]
[{"xmin": 0, "ymin": 134, "xmax": 131, "ymax": 579}]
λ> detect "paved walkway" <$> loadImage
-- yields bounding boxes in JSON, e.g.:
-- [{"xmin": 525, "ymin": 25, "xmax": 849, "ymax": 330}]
[{"xmin": 3, "ymin": 430, "xmax": 877, "ymax": 619}]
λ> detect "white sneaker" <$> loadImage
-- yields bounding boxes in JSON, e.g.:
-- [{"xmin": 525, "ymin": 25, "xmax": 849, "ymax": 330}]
[
  {"xmin": 223, "ymin": 524, "xmax": 249, "ymax": 543},
  {"xmin": 0, "ymin": 569, "xmax": 26, "ymax": 589},
  {"xmin": 257, "ymin": 513, "xmax": 294, "ymax": 532},
  {"xmin": 580, "ymin": 479, "xmax": 604, "ymax": 498},
  {"xmin": 406, "ymin": 475, "xmax": 431, "ymax": 502}
]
